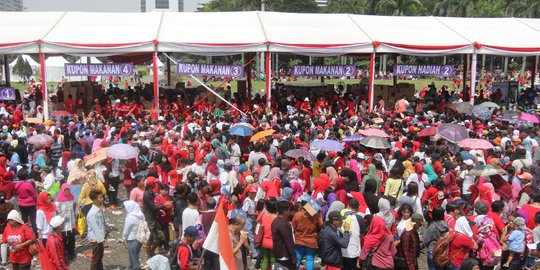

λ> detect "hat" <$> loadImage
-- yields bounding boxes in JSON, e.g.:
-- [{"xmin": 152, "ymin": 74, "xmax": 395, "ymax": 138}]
[
  {"xmin": 514, "ymin": 217, "xmax": 526, "ymax": 230},
  {"xmin": 50, "ymin": 216, "xmax": 65, "ymax": 229},
  {"xmin": 184, "ymin": 226, "xmax": 202, "ymax": 239},
  {"xmin": 145, "ymin": 177, "xmax": 158, "ymax": 187},
  {"xmin": 246, "ymin": 184, "xmax": 257, "ymax": 193},
  {"xmin": 452, "ymin": 198, "xmax": 466, "ymax": 205},
  {"xmin": 7, "ymin": 210, "xmax": 23, "ymax": 224},
  {"xmin": 463, "ymin": 159, "xmax": 474, "ymax": 166},
  {"xmin": 411, "ymin": 213, "xmax": 425, "ymax": 225},
  {"xmin": 518, "ymin": 172, "xmax": 533, "ymax": 181},
  {"xmin": 304, "ymin": 97, "xmax": 309, "ymax": 102},
  {"xmin": 328, "ymin": 211, "xmax": 346, "ymax": 221}
]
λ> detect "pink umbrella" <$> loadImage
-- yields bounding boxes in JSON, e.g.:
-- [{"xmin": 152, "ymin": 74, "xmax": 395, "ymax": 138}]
[
  {"xmin": 458, "ymin": 138, "xmax": 494, "ymax": 150},
  {"xmin": 358, "ymin": 128, "xmax": 390, "ymax": 138},
  {"xmin": 418, "ymin": 126, "xmax": 437, "ymax": 137},
  {"xmin": 518, "ymin": 113, "xmax": 540, "ymax": 124}
]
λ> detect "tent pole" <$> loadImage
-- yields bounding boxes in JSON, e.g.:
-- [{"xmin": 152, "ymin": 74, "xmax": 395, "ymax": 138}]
[
  {"xmin": 368, "ymin": 52, "xmax": 376, "ymax": 112},
  {"xmin": 470, "ymin": 52, "xmax": 477, "ymax": 105},
  {"xmin": 246, "ymin": 53, "xmax": 252, "ymax": 109},
  {"xmin": 39, "ymin": 52, "xmax": 49, "ymax": 120},
  {"xmin": 320, "ymin": 57, "xmax": 325, "ymax": 83},
  {"xmin": 393, "ymin": 54, "xmax": 398, "ymax": 86},
  {"xmin": 152, "ymin": 50, "xmax": 159, "ymax": 114},
  {"xmin": 87, "ymin": 57, "xmax": 91, "ymax": 81},
  {"xmin": 265, "ymin": 51, "xmax": 271, "ymax": 109},
  {"xmin": 166, "ymin": 57, "xmax": 171, "ymax": 86},
  {"xmin": 275, "ymin": 54, "xmax": 279, "ymax": 78},
  {"xmin": 462, "ymin": 54, "xmax": 468, "ymax": 98},
  {"xmin": 532, "ymin": 55, "xmax": 537, "ymax": 89},
  {"xmin": 3, "ymin": 55, "xmax": 10, "ymax": 87}
]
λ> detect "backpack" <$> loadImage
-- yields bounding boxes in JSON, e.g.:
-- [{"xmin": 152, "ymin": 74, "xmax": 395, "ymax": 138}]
[
  {"xmin": 135, "ymin": 219, "xmax": 150, "ymax": 243},
  {"xmin": 476, "ymin": 236, "xmax": 502, "ymax": 266},
  {"xmin": 170, "ymin": 240, "xmax": 190, "ymax": 270},
  {"xmin": 433, "ymin": 231, "xmax": 460, "ymax": 267}
]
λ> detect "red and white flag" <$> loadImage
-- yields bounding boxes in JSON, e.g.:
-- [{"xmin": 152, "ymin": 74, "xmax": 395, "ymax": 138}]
[{"xmin": 202, "ymin": 202, "xmax": 236, "ymax": 270}]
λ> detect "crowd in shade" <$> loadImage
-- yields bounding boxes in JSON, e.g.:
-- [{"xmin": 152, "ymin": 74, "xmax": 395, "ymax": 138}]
[{"xmin": 0, "ymin": 78, "xmax": 540, "ymax": 270}]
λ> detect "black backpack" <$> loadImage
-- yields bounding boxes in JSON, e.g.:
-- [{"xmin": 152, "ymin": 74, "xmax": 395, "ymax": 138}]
[{"xmin": 169, "ymin": 240, "xmax": 190, "ymax": 270}]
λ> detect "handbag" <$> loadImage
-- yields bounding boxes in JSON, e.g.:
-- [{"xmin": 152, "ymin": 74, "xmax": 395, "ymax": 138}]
[
  {"xmin": 253, "ymin": 223, "xmax": 264, "ymax": 247},
  {"xmin": 136, "ymin": 219, "xmax": 150, "ymax": 243},
  {"xmin": 77, "ymin": 213, "xmax": 86, "ymax": 235},
  {"xmin": 363, "ymin": 241, "xmax": 383, "ymax": 270}
]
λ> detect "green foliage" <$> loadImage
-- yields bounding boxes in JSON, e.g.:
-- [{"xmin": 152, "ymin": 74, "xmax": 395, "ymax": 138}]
[
  {"xmin": 12, "ymin": 56, "xmax": 33, "ymax": 80},
  {"xmin": 200, "ymin": 0, "xmax": 318, "ymax": 12},
  {"xmin": 288, "ymin": 58, "xmax": 302, "ymax": 68}
]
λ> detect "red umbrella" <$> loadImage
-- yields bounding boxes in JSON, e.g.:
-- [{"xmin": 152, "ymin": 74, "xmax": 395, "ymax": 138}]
[
  {"xmin": 51, "ymin": 110, "xmax": 72, "ymax": 117},
  {"xmin": 358, "ymin": 128, "xmax": 390, "ymax": 138},
  {"xmin": 418, "ymin": 126, "xmax": 437, "ymax": 137},
  {"xmin": 458, "ymin": 138, "xmax": 494, "ymax": 150}
]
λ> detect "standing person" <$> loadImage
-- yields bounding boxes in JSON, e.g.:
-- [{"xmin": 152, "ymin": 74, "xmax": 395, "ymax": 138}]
[
  {"xmin": 318, "ymin": 211, "xmax": 351, "ymax": 270},
  {"xmin": 292, "ymin": 198, "xmax": 324, "ymax": 270},
  {"xmin": 14, "ymin": 170, "xmax": 38, "ymax": 236},
  {"xmin": 448, "ymin": 216, "xmax": 478, "ymax": 270},
  {"xmin": 122, "ymin": 200, "xmax": 143, "ymax": 270},
  {"xmin": 175, "ymin": 226, "xmax": 200, "ymax": 270},
  {"xmin": 143, "ymin": 177, "xmax": 169, "ymax": 257},
  {"xmin": 54, "ymin": 183, "xmax": 76, "ymax": 260},
  {"xmin": 86, "ymin": 190, "xmax": 108, "ymax": 270},
  {"xmin": 46, "ymin": 216, "xmax": 69, "ymax": 270},
  {"xmin": 259, "ymin": 198, "xmax": 278, "ymax": 270},
  {"xmin": 181, "ymin": 193, "xmax": 200, "ymax": 238},
  {"xmin": 36, "ymin": 192, "xmax": 55, "ymax": 245},
  {"xmin": 0, "ymin": 190, "xmax": 14, "ymax": 266},
  {"xmin": 229, "ymin": 212, "xmax": 248, "ymax": 269},
  {"xmin": 341, "ymin": 198, "xmax": 366, "ymax": 270},
  {"xmin": 78, "ymin": 171, "xmax": 107, "ymax": 217},
  {"xmin": 423, "ymin": 207, "xmax": 449, "ymax": 270},
  {"xmin": 129, "ymin": 175, "xmax": 145, "ymax": 208},
  {"xmin": 0, "ymin": 210, "xmax": 35, "ymax": 270},
  {"xmin": 272, "ymin": 200, "xmax": 297, "ymax": 270},
  {"xmin": 357, "ymin": 216, "xmax": 396, "ymax": 270},
  {"xmin": 399, "ymin": 213, "xmax": 424, "ymax": 270},
  {"xmin": 154, "ymin": 185, "xmax": 173, "ymax": 250}
]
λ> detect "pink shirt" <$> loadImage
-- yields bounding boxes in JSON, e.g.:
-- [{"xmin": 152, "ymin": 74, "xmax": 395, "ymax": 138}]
[
  {"xmin": 129, "ymin": 187, "xmax": 144, "ymax": 207},
  {"xmin": 15, "ymin": 181, "xmax": 37, "ymax": 206}
]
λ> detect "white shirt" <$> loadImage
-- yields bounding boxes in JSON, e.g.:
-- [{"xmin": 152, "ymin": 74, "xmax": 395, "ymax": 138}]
[
  {"xmin": 406, "ymin": 173, "xmax": 427, "ymax": 198},
  {"xmin": 460, "ymin": 170, "xmax": 474, "ymax": 195},
  {"xmin": 230, "ymin": 143, "xmax": 241, "ymax": 166},
  {"xmin": 36, "ymin": 209, "xmax": 53, "ymax": 239},
  {"xmin": 342, "ymin": 213, "xmax": 361, "ymax": 258},
  {"xmin": 181, "ymin": 207, "xmax": 200, "ymax": 238},
  {"xmin": 43, "ymin": 173, "xmax": 55, "ymax": 191}
]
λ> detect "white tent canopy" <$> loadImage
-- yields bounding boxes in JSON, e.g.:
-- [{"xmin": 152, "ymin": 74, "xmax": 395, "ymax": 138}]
[
  {"xmin": 45, "ymin": 56, "xmax": 69, "ymax": 82},
  {"xmin": 76, "ymin": 57, "xmax": 102, "ymax": 64},
  {"xmin": 5, "ymin": 54, "xmax": 40, "ymax": 81},
  {"xmin": 0, "ymin": 11, "xmax": 539, "ymax": 56},
  {"xmin": 150, "ymin": 57, "xmax": 164, "ymax": 76}
]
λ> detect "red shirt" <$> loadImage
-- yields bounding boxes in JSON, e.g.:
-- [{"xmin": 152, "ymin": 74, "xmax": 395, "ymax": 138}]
[
  {"xmin": 487, "ymin": 211, "xmax": 505, "ymax": 235},
  {"xmin": 177, "ymin": 240, "xmax": 192, "ymax": 270},
  {"xmin": 2, "ymin": 224, "xmax": 35, "ymax": 264},
  {"xmin": 521, "ymin": 204, "xmax": 540, "ymax": 229},
  {"xmin": 46, "ymin": 232, "xmax": 69, "ymax": 270},
  {"xmin": 154, "ymin": 194, "xmax": 173, "ymax": 224},
  {"xmin": 65, "ymin": 99, "xmax": 74, "ymax": 113},
  {"xmin": 449, "ymin": 233, "xmax": 475, "ymax": 267}
]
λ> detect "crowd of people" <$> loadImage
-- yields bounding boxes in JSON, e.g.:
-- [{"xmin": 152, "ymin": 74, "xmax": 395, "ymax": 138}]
[{"xmin": 0, "ymin": 76, "xmax": 539, "ymax": 270}]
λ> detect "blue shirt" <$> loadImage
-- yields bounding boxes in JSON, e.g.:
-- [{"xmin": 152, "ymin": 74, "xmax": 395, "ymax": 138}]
[
  {"xmin": 10, "ymin": 152, "xmax": 20, "ymax": 165},
  {"xmin": 508, "ymin": 229, "xmax": 525, "ymax": 253},
  {"xmin": 87, "ymin": 205, "xmax": 107, "ymax": 243}
]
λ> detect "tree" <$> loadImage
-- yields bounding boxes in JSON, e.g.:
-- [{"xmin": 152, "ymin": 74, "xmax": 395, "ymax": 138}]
[
  {"xmin": 200, "ymin": 0, "xmax": 319, "ymax": 12},
  {"xmin": 12, "ymin": 56, "xmax": 33, "ymax": 81},
  {"xmin": 326, "ymin": 0, "xmax": 368, "ymax": 14},
  {"xmin": 377, "ymin": 0, "xmax": 423, "ymax": 15}
]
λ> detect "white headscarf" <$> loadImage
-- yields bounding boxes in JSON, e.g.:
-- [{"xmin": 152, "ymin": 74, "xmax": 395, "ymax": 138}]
[
  {"xmin": 375, "ymin": 198, "xmax": 395, "ymax": 229},
  {"xmin": 455, "ymin": 216, "xmax": 473, "ymax": 237},
  {"xmin": 124, "ymin": 200, "xmax": 144, "ymax": 220}
]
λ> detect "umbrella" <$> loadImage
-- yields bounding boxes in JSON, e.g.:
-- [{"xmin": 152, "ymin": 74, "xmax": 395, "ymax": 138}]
[
  {"xmin": 478, "ymin": 101, "xmax": 500, "ymax": 109},
  {"xmin": 232, "ymin": 122, "xmax": 255, "ymax": 130},
  {"xmin": 418, "ymin": 126, "xmax": 437, "ymax": 137},
  {"xmin": 448, "ymin": 102, "xmax": 473, "ymax": 114},
  {"xmin": 437, "ymin": 123, "xmax": 469, "ymax": 144},
  {"xmin": 518, "ymin": 113, "xmax": 540, "ymax": 124},
  {"xmin": 458, "ymin": 138, "xmax": 494, "ymax": 150},
  {"xmin": 360, "ymin": 136, "xmax": 391, "ymax": 149},
  {"xmin": 469, "ymin": 164, "xmax": 507, "ymax": 177},
  {"xmin": 51, "ymin": 110, "xmax": 72, "ymax": 117},
  {"xmin": 229, "ymin": 125, "xmax": 253, "ymax": 137},
  {"xmin": 284, "ymin": 149, "xmax": 316, "ymax": 161},
  {"xmin": 311, "ymin": 139, "xmax": 344, "ymax": 152},
  {"xmin": 84, "ymin": 147, "xmax": 109, "ymax": 166},
  {"xmin": 27, "ymin": 134, "xmax": 54, "ymax": 146},
  {"xmin": 497, "ymin": 110, "xmax": 521, "ymax": 122},
  {"xmin": 106, "ymin": 144, "xmax": 140, "ymax": 160},
  {"xmin": 358, "ymin": 128, "xmax": 390, "ymax": 138},
  {"xmin": 472, "ymin": 105, "xmax": 492, "ymax": 120},
  {"xmin": 342, "ymin": 134, "xmax": 364, "ymax": 142},
  {"xmin": 250, "ymin": 129, "xmax": 276, "ymax": 142}
]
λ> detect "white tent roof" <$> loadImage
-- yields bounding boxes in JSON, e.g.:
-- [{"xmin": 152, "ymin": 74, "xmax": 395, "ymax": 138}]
[
  {"xmin": 76, "ymin": 57, "xmax": 102, "ymax": 64},
  {"xmin": 45, "ymin": 56, "xmax": 69, "ymax": 67},
  {"xmin": 9, "ymin": 54, "xmax": 40, "ymax": 67},
  {"xmin": 1, "ymin": 11, "xmax": 540, "ymax": 56}
]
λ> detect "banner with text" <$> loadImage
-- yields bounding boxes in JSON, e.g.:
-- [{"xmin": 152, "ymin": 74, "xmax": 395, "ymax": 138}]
[
  {"xmin": 393, "ymin": 64, "xmax": 454, "ymax": 77},
  {"xmin": 291, "ymin": 65, "xmax": 356, "ymax": 77},
  {"xmin": 176, "ymin": 62, "xmax": 244, "ymax": 77},
  {"xmin": 0, "ymin": 87, "xmax": 16, "ymax": 100},
  {"xmin": 64, "ymin": 63, "xmax": 134, "ymax": 77}
]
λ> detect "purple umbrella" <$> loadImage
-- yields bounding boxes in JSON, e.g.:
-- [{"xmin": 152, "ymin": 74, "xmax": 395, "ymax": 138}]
[
  {"xmin": 342, "ymin": 134, "xmax": 364, "ymax": 142},
  {"xmin": 106, "ymin": 144, "xmax": 140, "ymax": 160},
  {"xmin": 437, "ymin": 123, "xmax": 469, "ymax": 144},
  {"xmin": 27, "ymin": 134, "xmax": 54, "ymax": 146},
  {"xmin": 310, "ymin": 139, "xmax": 344, "ymax": 152},
  {"xmin": 284, "ymin": 149, "xmax": 316, "ymax": 161}
]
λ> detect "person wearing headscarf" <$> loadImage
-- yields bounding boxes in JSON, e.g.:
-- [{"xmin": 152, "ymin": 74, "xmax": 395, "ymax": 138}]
[
  {"xmin": 36, "ymin": 192, "xmax": 56, "ymax": 245},
  {"xmin": 324, "ymin": 201, "xmax": 345, "ymax": 222},
  {"xmin": 67, "ymin": 158, "xmax": 86, "ymax": 203},
  {"xmin": 361, "ymin": 164, "xmax": 381, "ymax": 193},
  {"xmin": 34, "ymin": 150, "xmax": 47, "ymax": 167},
  {"xmin": 205, "ymin": 155, "xmax": 219, "ymax": 181},
  {"xmin": 290, "ymin": 182, "xmax": 303, "ymax": 203},
  {"xmin": 473, "ymin": 216, "xmax": 501, "ymax": 268},
  {"xmin": 312, "ymin": 177, "xmax": 330, "ymax": 200},
  {"xmin": 406, "ymin": 163, "xmax": 427, "ymax": 198},
  {"xmin": 78, "ymin": 170, "xmax": 107, "ymax": 217},
  {"xmin": 448, "ymin": 216, "xmax": 478, "ymax": 268},
  {"xmin": 55, "ymin": 183, "xmax": 76, "ymax": 260},
  {"xmin": 279, "ymin": 187, "xmax": 293, "ymax": 202},
  {"xmin": 260, "ymin": 180, "xmax": 279, "ymax": 199},
  {"xmin": 211, "ymin": 138, "xmax": 228, "ymax": 160},
  {"xmin": 123, "ymin": 200, "xmax": 144, "ymax": 270},
  {"xmin": 286, "ymin": 168, "xmax": 303, "ymax": 190},
  {"xmin": 424, "ymin": 163, "xmax": 437, "ymax": 183},
  {"xmin": 325, "ymin": 167, "xmax": 339, "ymax": 183},
  {"xmin": 375, "ymin": 198, "xmax": 395, "ymax": 230},
  {"xmin": 332, "ymin": 177, "xmax": 349, "ymax": 206},
  {"xmin": 348, "ymin": 159, "xmax": 363, "ymax": 185},
  {"xmin": 477, "ymin": 184, "xmax": 494, "ymax": 209},
  {"xmin": 340, "ymin": 167, "xmax": 359, "ymax": 193},
  {"xmin": 402, "ymin": 160, "xmax": 414, "ymax": 179},
  {"xmin": 2, "ymin": 210, "xmax": 35, "ymax": 270},
  {"xmin": 358, "ymin": 216, "xmax": 396, "ymax": 270},
  {"xmin": 363, "ymin": 179, "xmax": 380, "ymax": 214}
]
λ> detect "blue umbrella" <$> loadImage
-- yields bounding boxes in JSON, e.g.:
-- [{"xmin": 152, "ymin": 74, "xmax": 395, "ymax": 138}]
[
  {"xmin": 311, "ymin": 139, "xmax": 344, "ymax": 152},
  {"xmin": 472, "ymin": 105, "xmax": 492, "ymax": 121},
  {"xmin": 229, "ymin": 125, "xmax": 253, "ymax": 137},
  {"xmin": 343, "ymin": 134, "xmax": 364, "ymax": 142}
]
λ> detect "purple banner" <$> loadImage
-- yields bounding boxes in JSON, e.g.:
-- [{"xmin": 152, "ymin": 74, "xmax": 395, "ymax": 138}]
[
  {"xmin": 291, "ymin": 65, "xmax": 356, "ymax": 77},
  {"xmin": 393, "ymin": 64, "xmax": 454, "ymax": 77},
  {"xmin": 0, "ymin": 87, "xmax": 16, "ymax": 100},
  {"xmin": 176, "ymin": 62, "xmax": 244, "ymax": 77},
  {"xmin": 64, "ymin": 63, "xmax": 134, "ymax": 76}
]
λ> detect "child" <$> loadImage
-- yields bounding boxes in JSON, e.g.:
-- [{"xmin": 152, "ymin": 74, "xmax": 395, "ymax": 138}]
[
  {"xmin": 154, "ymin": 185, "xmax": 173, "ymax": 250},
  {"xmin": 505, "ymin": 217, "xmax": 527, "ymax": 267}
]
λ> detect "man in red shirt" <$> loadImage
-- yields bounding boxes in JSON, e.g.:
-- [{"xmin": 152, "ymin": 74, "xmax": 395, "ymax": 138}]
[
  {"xmin": 177, "ymin": 226, "xmax": 200, "ymax": 270},
  {"xmin": 487, "ymin": 200, "xmax": 506, "ymax": 235},
  {"xmin": 46, "ymin": 216, "xmax": 69, "ymax": 270},
  {"xmin": 65, "ymin": 94, "xmax": 74, "ymax": 114}
]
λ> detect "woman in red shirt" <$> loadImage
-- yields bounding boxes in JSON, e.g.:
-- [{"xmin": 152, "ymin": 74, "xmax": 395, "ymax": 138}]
[
  {"xmin": 448, "ymin": 216, "xmax": 478, "ymax": 269},
  {"xmin": 1, "ymin": 210, "xmax": 35, "ymax": 270}
]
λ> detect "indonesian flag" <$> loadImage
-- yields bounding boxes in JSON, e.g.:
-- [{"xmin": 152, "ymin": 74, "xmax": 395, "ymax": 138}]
[{"xmin": 202, "ymin": 202, "xmax": 236, "ymax": 270}]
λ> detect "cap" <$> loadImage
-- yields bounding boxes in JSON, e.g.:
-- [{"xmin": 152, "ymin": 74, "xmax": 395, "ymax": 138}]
[
  {"xmin": 443, "ymin": 160, "xmax": 456, "ymax": 170},
  {"xmin": 463, "ymin": 159, "xmax": 474, "ymax": 166},
  {"xmin": 246, "ymin": 184, "xmax": 257, "ymax": 193},
  {"xmin": 411, "ymin": 213, "xmax": 425, "ymax": 224},
  {"xmin": 304, "ymin": 97, "xmax": 309, "ymax": 102},
  {"xmin": 518, "ymin": 172, "xmax": 533, "ymax": 181},
  {"xmin": 7, "ymin": 210, "xmax": 23, "ymax": 224},
  {"xmin": 514, "ymin": 217, "xmax": 526, "ymax": 230},
  {"xmin": 452, "ymin": 198, "xmax": 466, "ymax": 205},
  {"xmin": 145, "ymin": 177, "xmax": 159, "ymax": 187},
  {"xmin": 184, "ymin": 226, "xmax": 202, "ymax": 239},
  {"xmin": 50, "ymin": 216, "xmax": 65, "ymax": 229},
  {"xmin": 328, "ymin": 211, "xmax": 346, "ymax": 221}
]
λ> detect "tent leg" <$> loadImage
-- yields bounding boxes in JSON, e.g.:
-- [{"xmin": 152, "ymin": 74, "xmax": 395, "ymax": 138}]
[
  {"xmin": 3, "ymin": 55, "xmax": 10, "ymax": 87},
  {"xmin": 470, "ymin": 53, "xmax": 477, "ymax": 105},
  {"xmin": 166, "ymin": 57, "xmax": 172, "ymax": 86},
  {"xmin": 87, "ymin": 57, "xmax": 91, "ymax": 81},
  {"xmin": 532, "ymin": 56, "xmax": 538, "ymax": 89},
  {"xmin": 320, "ymin": 57, "xmax": 325, "ymax": 83},
  {"xmin": 39, "ymin": 52, "xmax": 49, "ymax": 120},
  {"xmin": 368, "ymin": 52, "xmax": 376, "ymax": 112},
  {"xmin": 462, "ymin": 54, "xmax": 468, "ymax": 98},
  {"xmin": 265, "ymin": 51, "xmax": 271, "ymax": 109},
  {"xmin": 152, "ymin": 51, "xmax": 159, "ymax": 114},
  {"xmin": 393, "ymin": 54, "xmax": 398, "ymax": 86},
  {"xmin": 246, "ymin": 53, "xmax": 252, "ymax": 109}
]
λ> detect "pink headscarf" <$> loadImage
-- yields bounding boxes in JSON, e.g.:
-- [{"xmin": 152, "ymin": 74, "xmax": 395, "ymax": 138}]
[
  {"xmin": 55, "ymin": 183, "xmax": 74, "ymax": 202},
  {"xmin": 349, "ymin": 159, "xmax": 362, "ymax": 181},
  {"xmin": 290, "ymin": 182, "xmax": 303, "ymax": 202},
  {"xmin": 483, "ymin": 183, "xmax": 500, "ymax": 201}
]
